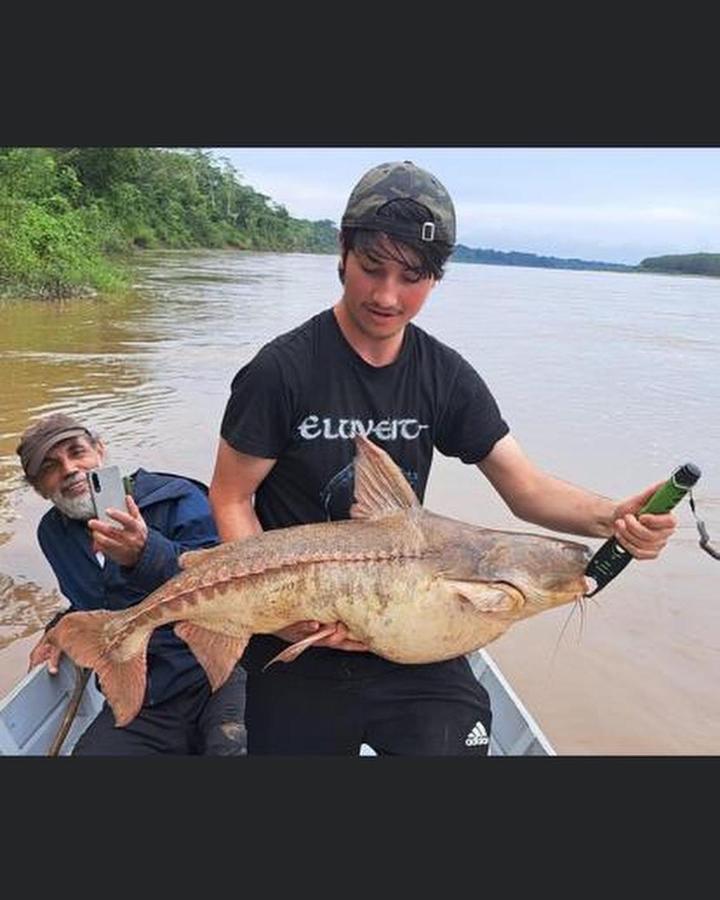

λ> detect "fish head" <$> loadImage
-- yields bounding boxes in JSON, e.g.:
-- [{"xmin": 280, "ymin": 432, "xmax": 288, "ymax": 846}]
[
  {"xmin": 428, "ymin": 514, "xmax": 592, "ymax": 617},
  {"xmin": 481, "ymin": 531, "xmax": 593, "ymax": 614}
]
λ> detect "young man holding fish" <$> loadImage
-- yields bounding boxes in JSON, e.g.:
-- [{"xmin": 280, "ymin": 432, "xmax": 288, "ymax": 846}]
[
  {"xmin": 209, "ymin": 160, "xmax": 677, "ymax": 756},
  {"xmin": 17, "ymin": 412, "xmax": 247, "ymax": 755}
]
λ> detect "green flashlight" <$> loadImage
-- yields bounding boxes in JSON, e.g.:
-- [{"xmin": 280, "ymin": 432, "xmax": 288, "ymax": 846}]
[{"xmin": 584, "ymin": 462, "xmax": 701, "ymax": 597}]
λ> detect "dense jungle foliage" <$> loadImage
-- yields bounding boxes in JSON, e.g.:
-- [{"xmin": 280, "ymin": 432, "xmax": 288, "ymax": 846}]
[
  {"xmin": 0, "ymin": 148, "xmax": 339, "ymax": 299},
  {"xmin": 638, "ymin": 253, "xmax": 720, "ymax": 277}
]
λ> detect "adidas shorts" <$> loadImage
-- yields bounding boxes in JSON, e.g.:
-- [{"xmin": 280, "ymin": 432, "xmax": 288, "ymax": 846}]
[{"xmin": 245, "ymin": 655, "xmax": 492, "ymax": 756}]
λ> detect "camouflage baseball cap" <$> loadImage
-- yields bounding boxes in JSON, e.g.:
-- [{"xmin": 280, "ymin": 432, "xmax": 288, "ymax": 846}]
[{"xmin": 341, "ymin": 160, "xmax": 456, "ymax": 246}]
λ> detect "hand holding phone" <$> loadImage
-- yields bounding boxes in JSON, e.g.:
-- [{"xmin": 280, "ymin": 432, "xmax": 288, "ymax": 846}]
[{"xmin": 86, "ymin": 465, "xmax": 128, "ymax": 530}]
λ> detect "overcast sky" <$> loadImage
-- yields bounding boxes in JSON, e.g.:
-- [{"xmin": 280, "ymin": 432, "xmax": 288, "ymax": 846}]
[{"xmin": 208, "ymin": 147, "xmax": 720, "ymax": 266}]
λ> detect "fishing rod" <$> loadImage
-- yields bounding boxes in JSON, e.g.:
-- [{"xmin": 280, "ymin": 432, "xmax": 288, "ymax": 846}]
[{"xmin": 584, "ymin": 462, "xmax": 714, "ymax": 597}]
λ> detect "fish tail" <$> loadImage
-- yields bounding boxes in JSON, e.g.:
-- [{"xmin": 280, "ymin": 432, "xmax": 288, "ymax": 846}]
[{"xmin": 47, "ymin": 609, "xmax": 150, "ymax": 728}]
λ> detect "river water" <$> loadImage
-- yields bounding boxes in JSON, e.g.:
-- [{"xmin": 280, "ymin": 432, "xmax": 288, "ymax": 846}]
[{"xmin": 1, "ymin": 249, "xmax": 718, "ymax": 754}]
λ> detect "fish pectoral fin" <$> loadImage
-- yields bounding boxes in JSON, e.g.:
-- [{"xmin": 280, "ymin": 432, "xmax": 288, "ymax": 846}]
[
  {"xmin": 443, "ymin": 579, "xmax": 520, "ymax": 612},
  {"xmin": 262, "ymin": 624, "xmax": 339, "ymax": 670},
  {"xmin": 349, "ymin": 434, "xmax": 420, "ymax": 520},
  {"xmin": 174, "ymin": 622, "xmax": 250, "ymax": 691}
]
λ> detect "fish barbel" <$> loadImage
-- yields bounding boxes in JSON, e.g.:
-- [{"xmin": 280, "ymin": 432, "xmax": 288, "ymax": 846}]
[{"xmin": 46, "ymin": 436, "xmax": 592, "ymax": 726}]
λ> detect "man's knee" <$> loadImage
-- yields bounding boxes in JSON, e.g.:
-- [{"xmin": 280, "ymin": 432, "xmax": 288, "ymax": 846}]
[
  {"xmin": 71, "ymin": 705, "xmax": 133, "ymax": 755},
  {"xmin": 203, "ymin": 720, "xmax": 248, "ymax": 755},
  {"xmin": 199, "ymin": 665, "xmax": 248, "ymax": 755}
]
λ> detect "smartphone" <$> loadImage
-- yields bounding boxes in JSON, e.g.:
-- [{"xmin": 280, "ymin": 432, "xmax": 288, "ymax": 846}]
[{"xmin": 86, "ymin": 465, "xmax": 128, "ymax": 529}]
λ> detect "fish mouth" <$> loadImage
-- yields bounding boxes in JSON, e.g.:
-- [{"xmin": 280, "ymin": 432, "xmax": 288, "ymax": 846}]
[
  {"xmin": 521, "ymin": 579, "xmax": 588, "ymax": 606},
  {"xmin": 471, "ymin": 564, "xmax": 589, "ymax": 608},
  {"xmin": 498, "ymin": 572, "xmax": 589, "ymax": 607}
]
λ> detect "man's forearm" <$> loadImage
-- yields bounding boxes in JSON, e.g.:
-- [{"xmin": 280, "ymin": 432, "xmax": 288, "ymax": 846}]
[
  {"xmin": 208, "ymin": 439, "xmax": 276, "ymax": 543},
  {"xmin": 211, "ymin": 496, "xmax": 264, "ymax": 543},
  {"xmin": 44, "ymin": 606, "xmax": 72, "ymax": 632},
  {"xmin": 477, "ymin": 436, "xmax": 618, "ymax": 540},
  {"xmin": 506, "ymin": 475, "xmax": 616, "ymax": 539}
]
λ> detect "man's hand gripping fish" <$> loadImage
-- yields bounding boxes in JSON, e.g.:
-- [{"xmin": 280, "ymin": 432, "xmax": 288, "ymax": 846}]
[{"xmin": 46, "ymin": 436, "xmax": 592, "ymax": 727}]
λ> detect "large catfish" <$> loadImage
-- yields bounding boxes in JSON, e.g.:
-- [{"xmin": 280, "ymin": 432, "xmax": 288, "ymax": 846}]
[{"xmin": 46, "ymin": 436, "xmax": 592, "ymax": 726}]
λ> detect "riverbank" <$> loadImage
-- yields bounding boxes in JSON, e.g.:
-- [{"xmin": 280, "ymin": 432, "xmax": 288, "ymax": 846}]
[
  {"xmin": 638, "ymin": 252, "xmax": 720, "ymax": 277},
  {"xmin": 0, "ymin": 148, "xmax": 337, "ymax": 300}
]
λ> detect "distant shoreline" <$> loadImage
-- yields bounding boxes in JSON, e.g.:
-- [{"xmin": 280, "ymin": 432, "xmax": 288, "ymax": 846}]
[{"xmin": 451, "ymin": 245, "xmax": 720, "ymax": 278}]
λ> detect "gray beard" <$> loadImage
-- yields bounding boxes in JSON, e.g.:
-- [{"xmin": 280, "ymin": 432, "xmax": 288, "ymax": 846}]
[{"xmin": 50, "ymin": 480, "xmax": 96, "ymax": 521}]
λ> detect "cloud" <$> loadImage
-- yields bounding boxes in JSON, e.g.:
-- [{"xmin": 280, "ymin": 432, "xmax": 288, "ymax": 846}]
[
  {"xmin": 455, "ymin": 200, "xmax": 720, "ymax": 262},
  {"xmin": 229, "ymin": 169, "xmax": 345, "ymax": 221},
  {"xmin": 455, "ymin": 201, "xmax": 720, "ymax": 228}
]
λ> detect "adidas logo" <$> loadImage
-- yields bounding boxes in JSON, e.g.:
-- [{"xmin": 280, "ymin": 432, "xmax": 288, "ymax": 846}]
[{"xmin": 465, "ymin": 721, "xmax": 489, "ymax": 747}]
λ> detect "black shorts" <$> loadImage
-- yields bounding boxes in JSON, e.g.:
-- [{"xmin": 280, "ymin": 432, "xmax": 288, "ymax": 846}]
[
  {"xmin": 244, "ymin": 655, "xmax": 492, "ymax": 756},
  {"xmin": 72, "ymin": 664, "xmax": 247, "ymax": 756}
]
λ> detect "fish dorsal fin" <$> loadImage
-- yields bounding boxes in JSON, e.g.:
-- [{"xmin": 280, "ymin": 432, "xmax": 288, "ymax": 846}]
[
  {"xmin": 178, "ymin": 545, "xmax": 231, "ymax": 570},
  {"xmin": 350, "ymin": 434, "xmax": 420, "ymax": 520}
]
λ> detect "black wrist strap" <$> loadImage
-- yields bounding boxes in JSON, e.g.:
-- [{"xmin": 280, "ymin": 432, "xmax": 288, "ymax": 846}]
[{"xmin": 689, "ymin": 493, "xmax": 720, "ymax": 560}]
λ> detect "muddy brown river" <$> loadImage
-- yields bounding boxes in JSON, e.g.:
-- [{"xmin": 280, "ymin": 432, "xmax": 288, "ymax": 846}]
[{"xmin": 1, "ymin": 249, "xmax": 718, "ymax": 754}]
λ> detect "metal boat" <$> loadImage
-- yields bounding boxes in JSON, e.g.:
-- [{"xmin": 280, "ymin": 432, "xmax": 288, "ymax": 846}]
[{"xmin": 0, "ymin": 649, "xmax": 554, "ymax": 756}]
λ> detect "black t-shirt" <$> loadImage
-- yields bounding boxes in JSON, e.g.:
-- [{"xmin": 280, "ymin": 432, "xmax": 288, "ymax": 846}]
[{"xmin": 220, "ymin": 308, "xmax": 510, "ymax": 675}]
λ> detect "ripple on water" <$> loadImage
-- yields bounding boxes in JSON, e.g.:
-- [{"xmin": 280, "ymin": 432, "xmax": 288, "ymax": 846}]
[{"xmin": 0, "ymin": 574, "xmax": 65, "ymax": 651}]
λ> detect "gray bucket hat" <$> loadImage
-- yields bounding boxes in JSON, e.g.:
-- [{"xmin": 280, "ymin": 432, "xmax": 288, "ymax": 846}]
[
  {"xmin": 17, "ymin": 413, "xmax": 94, "ymax": 480},
  {"xmin": 340, "ymin": 160, "xmax": 456, "ymax": 246}
]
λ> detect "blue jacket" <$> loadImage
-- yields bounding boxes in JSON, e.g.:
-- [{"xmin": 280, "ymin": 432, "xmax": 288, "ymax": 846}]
[{"xmin": 38, "ymin": 469, "xmax": 219, "ymax": 706}]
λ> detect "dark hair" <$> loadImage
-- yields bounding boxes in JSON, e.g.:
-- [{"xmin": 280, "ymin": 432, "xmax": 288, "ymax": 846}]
[{"xmin": 339, "ymin": 198, "xmax": 453, "ymax": 284}]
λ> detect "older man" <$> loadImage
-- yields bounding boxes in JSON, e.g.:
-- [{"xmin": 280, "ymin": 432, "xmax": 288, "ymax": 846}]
[{"xmin": 17, "ymin": 412, "xmax": 246, "ymax": 755}]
